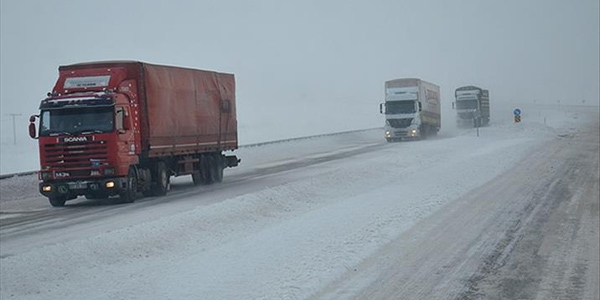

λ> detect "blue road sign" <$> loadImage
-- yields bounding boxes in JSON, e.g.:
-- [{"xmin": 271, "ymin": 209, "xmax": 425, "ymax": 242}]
[{"xmin": 513, "ymin": 108, "xmax": 521, "ymax": 116}]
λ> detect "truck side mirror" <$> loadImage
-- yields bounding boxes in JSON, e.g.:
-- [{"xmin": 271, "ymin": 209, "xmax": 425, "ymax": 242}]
[
  {"xmin": 379, "ymin": 103, "xmax": 384, "ymax": 114},
  {"xmin": 28, "ymin": 115, "xmax": 38, "ymax": 139},
  {"xmin": 29, "ymin": 123, "xmax": 37, "ymax": 139}
]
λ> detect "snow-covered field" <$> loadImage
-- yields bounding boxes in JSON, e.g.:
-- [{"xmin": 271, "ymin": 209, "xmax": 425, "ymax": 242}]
[
  {"xmin": 0, "ymin": 101, "xmax": 587, "ymax": 175},
  {"xmin": 0, "ymin": 104, "xmax": 597, "ymax": 299}
]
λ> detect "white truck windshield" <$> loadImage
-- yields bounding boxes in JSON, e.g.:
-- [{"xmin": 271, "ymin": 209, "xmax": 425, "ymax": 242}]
[{"xmin": 386, "ymin": 101, "xmax": 416, "ymax": 114}]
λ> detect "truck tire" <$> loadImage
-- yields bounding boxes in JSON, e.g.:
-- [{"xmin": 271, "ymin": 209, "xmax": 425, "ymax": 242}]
[
  {"xmin": 213, "ymin": 154, "xmax": 224, "ymax": 183},
  {"xmin": 420, "ymin": 125, "xmax": 428, "ymax": 140},
  {"xmin": 49, "ymin": 196, "xmax": 67, "ymax": 207},
  {"xmin": 119, "ymin": 167, "xmax": 137, "ymax": 203},
  {"xmin": 203, "ymin": 156, "xmax": 215, "ymax": 185},
  {"xmin": 191, "ymin": 171, "xmax": 203, "ymax": 185},
  {"xmin": 151, "ymin": 161, "xmax": 169, "ymax": 196}
]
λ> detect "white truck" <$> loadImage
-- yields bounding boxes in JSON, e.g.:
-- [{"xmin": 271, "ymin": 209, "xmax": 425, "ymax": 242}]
[
  {"xmin": 379, "ymin": 78, "xmax": 441, "ymax": 141},
  {"xmin": 453, "ymin": 85, "xmax": 490, "ymax": 127}
]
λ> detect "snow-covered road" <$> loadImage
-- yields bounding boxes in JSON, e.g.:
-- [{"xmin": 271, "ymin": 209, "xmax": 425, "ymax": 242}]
[
  {"xmin": 1, "ymin": 105, "xmax": 598, "ymax": 300},
  {"xmin": 313, "ymin": 112, "xmax": 600, "ymax": 300}
]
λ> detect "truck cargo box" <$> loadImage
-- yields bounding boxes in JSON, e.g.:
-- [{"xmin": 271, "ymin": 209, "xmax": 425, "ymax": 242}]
[{"xmin": 56, "ymin": 61, "xmax": 237, "ymax": 157}]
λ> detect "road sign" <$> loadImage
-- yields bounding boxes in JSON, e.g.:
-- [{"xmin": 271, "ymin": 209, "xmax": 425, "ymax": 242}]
[
  {"xmin": 513, "ymin": 108, "xmax": 521, "ymax": 116},
  {"xmin": 514, "ymin": 115, "xmax": 521, "ymax": 123}
]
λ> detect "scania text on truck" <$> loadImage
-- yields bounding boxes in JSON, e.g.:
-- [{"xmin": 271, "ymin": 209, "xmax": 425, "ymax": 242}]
[
  {"xmin": 379, "ymin": 78, "xmax": 441, "ymax": 141},
  {"xmin": 28, "ymin": 61, "xmax": 240, "ymax": 207},
  {"xmin": 453, "ymin": 85, "xmax": 490, "ymax": 127}
]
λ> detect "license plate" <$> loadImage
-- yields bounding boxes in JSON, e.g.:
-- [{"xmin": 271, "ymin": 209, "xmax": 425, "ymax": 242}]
[{"xmin": 69, "ymin": 182, "xmax": 88, "ymax": 189}]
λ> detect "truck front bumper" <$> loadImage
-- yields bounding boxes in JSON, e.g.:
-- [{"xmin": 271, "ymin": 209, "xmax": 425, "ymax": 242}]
[
  {"xmin": 39, "ymin": 177, "xmax": 127, "ymax": 199},
  {"xmin": 385, "ymin": 129, "xmax": 420, "ymax": 141}
]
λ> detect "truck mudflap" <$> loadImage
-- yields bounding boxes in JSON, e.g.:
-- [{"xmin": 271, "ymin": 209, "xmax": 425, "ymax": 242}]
[
  {"xmin": 39, "ymin": 177, "xmax": 127, "ymax": 199},
  {"xmin": 225, "ymin": 155, "xmax": 241, "ymax": 168}
]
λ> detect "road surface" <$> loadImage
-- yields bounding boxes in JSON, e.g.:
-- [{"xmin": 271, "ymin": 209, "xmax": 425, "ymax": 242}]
[{"xmin": 312, "ymin": 114, "xmax": 599, "ymax": 300}]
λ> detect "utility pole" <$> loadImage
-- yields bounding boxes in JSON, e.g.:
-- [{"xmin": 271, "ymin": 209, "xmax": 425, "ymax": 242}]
[{"xmin": 6, "ymin": 113, "xmax": 22, "ymax": 145}]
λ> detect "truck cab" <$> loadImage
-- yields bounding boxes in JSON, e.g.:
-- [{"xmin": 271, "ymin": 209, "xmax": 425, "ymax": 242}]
[
  {"xmin": 380, "ymin": 86, "xmax": 423, "ymax": 141},
  {"xmin": 380, "ymin": 78, "xmax": 440, "ymax": 142},
  {"xmin": 454, "ymin": 86, "xmax": 490, "ymax": 128},
  {"xmin": 29, "ymin": 71, "xmax": 140, "ymax": 207}
]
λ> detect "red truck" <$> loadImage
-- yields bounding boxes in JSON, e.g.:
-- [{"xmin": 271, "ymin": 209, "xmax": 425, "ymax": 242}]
[{"xmin": 28, "ymin": 61, "xmax": 240, "ymax": 207}]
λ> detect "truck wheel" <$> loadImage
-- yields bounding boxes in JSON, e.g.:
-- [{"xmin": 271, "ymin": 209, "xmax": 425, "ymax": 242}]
[
  {"xmin": 420, "ymin": 125, "xmax": 429, "ymax": 140},
  {"xmin": 203, "ymin": 156, "xmax": 215, "ymax": 185},
  {"xmin": 151, "ymin": 161, "xmax": 169, "ymax": 196},
  {"xmin": 141, "ymin": 189, "xmax": 153, "ymax": 197},
  {"xmin": 213, "ymin": 155, "xmax": 224, "ymax": 183},
  {"xmin": 119, "ymin": 167, "xmax": 138, "ymax": 203},
  {"xmin": 49, "ymin": 196, "xmax": 66, "ymax": 207},
  {"xmin": 191, "ymin": 171, "xmax": 203, "ymax": 185}
]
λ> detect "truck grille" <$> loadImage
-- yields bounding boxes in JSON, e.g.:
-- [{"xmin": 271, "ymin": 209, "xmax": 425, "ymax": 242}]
[
  {"xmin": 388, "ymin": 118, "xmax": 413, "ymax": 128},
  {"xmin": 44, "ymin": 141, "xmax": 108, "ymax": 169}
]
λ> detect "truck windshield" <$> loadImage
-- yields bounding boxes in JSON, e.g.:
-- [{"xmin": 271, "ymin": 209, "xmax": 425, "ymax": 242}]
[
  {"xmin": 456, "ymin": 100, "xmax": 478, "ymax": 109},
  {"xmin": 39, "ymin": 106, "xmax": 114, "ymax": 136},
  {"xmin": 386, "ymin": 101, "xmax": 416, "ymax": 114}
]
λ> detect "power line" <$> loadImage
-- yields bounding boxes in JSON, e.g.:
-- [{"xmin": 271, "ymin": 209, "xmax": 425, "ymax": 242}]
[{"xmin": 5, "ymin": 113, "xmax": 22, "ymax": 145}]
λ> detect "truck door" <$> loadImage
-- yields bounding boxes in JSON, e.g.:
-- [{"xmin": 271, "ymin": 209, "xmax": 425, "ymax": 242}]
[{"xmin": 115, "ymin": 105, "xmax": 138, "ymax": 170}]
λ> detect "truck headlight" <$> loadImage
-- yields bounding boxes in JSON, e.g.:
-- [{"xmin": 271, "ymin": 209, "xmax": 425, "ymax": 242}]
[
  {"xmin": 42, "ymin": 185, "xmax": 52, "ymax": 192},
  {"xmin": 385, "ymin": 131, "xmax": 391, "ymax": 137}
]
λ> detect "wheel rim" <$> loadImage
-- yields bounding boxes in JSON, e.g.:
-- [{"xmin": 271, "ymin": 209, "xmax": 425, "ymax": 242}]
[
  {"xmin": 130, "ymin": 174, "xmax": 136, "ymax": 194},
  {"xmin": 160, "ymin": 169, "xmax": 167, "ymax": 189}
]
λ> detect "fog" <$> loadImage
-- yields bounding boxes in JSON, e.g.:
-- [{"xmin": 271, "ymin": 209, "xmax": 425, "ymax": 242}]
[{"xmin": 1, "ymin": 0, "xmax": 599, "ymax": 146}]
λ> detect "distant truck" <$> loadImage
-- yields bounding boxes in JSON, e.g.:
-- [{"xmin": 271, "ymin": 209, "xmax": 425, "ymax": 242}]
[
  {"xmin": 28, "ymin": 61, "xmax": 240, "ymax": 207},
  {"xmin": 453, "ymin": 86, "xmax": 490, "ymax": 127},
  {"xmin": 379, "ymin": 78, "xmax": 441, "ymax": 141}
]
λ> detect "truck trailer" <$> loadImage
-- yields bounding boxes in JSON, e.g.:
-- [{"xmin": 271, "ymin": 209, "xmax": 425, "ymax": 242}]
[
  {"xmin": 379, "ymin": 78, "xmax": 441, "ymax": 141},
  {"xmin": 28, "ymin": 61, "xmax": 240, "ymax": 207},
  {"xmin": 453, "ymin": 86, "xmax": 490, "ymax": 127}
]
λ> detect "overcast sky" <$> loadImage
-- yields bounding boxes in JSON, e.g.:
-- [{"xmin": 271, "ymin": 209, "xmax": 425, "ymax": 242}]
[{"xmin": 1, "ymin": 0, "xmax": 599, "ymax": 143}]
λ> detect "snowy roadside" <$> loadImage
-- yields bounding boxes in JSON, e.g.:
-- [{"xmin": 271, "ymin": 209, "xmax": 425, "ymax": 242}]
[{"xmin": 0, "ymin": 106, "xmax": 595, "ymax": 300}]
